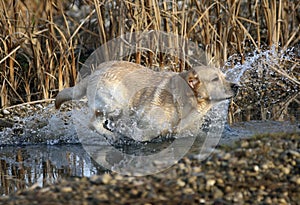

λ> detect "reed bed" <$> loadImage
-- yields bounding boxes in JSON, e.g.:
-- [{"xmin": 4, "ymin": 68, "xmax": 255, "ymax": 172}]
[{"xmin": 0, "ymin": 0, "xmax": 299, "ymax": 121}]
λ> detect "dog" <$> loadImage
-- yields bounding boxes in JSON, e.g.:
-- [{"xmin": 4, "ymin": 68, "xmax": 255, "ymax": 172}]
[{"xmin": 55, "ymin": 61, "xmax": 236, "ymax": 142}]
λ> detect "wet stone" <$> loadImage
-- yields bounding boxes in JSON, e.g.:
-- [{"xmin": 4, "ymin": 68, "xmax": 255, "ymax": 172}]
[
  {"xmin": 177, "ymin": 179, "xmax": 186, "ymax": 187},
  {"xmin": 2, "ymin": 109, "xmax": 10, "ymax": 115},
  {"xmin": 240, "ymin": 140, "xmax": 249, "ymax": 148},
  {"xmin": 213, "ymin": 187, "xmax": 224, "ymax": 199},
  {"xmin": 61, "ymin": 187, "xmax": 73, "ymax": 193}
]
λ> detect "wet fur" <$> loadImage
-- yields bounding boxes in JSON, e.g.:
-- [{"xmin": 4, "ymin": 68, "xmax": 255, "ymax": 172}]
[{"xmin": 55, "ymin": 61, "xmax": 235, "ymax": 141}]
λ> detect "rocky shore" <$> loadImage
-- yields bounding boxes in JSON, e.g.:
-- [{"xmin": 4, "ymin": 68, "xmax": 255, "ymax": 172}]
[{"xmin": 0, "ymin": 132, "xmax": 299, "ymax": 205}]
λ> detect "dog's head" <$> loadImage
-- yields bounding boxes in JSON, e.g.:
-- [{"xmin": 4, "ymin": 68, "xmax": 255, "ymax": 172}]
[{"xmin": 184, "ymin": 66, "xmax": 238, "ymax": 104}]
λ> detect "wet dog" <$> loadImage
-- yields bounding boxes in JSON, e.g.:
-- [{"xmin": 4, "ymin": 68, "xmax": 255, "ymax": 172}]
[{"xmin": 55, "ymin": 61, "xmax": 236, "ymax": 141}]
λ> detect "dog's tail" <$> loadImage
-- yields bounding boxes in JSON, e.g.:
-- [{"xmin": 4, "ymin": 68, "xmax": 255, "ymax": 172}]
[{"xmin": 55, "ymin": 78, "xmax": 88, "ymax": 109}]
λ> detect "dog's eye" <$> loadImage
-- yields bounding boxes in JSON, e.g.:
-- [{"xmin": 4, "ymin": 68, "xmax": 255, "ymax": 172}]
[
  {"xmin": 95, "ymin": 110, "xmax": 103, "ymax": 117},
  {"xmin": 212, "ymin": 76, "xmax": 219, "ymax": 82}
]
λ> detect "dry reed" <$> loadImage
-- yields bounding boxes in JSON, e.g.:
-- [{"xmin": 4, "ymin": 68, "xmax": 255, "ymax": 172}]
[{"xmin": 0, "ymin": 0, "xmax": 299, "ymax": 121}]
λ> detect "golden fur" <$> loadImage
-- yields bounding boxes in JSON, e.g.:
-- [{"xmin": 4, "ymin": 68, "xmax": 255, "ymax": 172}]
[{"xmin": 55, "ymin": 61, "xmax": 235, "ymax": 141}]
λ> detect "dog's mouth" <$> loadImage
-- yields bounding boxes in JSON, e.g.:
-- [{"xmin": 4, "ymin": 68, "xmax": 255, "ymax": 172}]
[
  {"xmin": 208, "ymin": 91, "xmax": 237, "ymax": 102},
  {"xmin": 210, "ymin": 91, "xmax": 236, "ymax": 101},
  {"xmin": 209, "ymin": 96, "xmax": 231, "ymax": 103}
]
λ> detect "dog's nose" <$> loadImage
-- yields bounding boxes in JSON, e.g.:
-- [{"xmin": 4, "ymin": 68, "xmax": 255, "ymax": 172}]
[{"xmin": 230, "ymin": 83, "xmax": 239, "ymax": 95}]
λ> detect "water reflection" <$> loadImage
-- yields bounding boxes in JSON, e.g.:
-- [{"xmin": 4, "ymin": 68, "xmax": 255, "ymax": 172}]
[
  {"xmin": 0, "ymin": 121, "xmax": 298, "ymax": 196},
  {"xmin": 0, "ymin": 133, "xmax": 210, "ymax": 195},
  {"xmin": 0, "ymin": 144, "xmax": 106, "ymax": 196}
]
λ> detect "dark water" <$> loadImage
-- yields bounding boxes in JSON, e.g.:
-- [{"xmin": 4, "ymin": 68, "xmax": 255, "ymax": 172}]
[
  {"xmin": 0, "ymin": 137, "xmax": 200, "ymax": 195},
  {"xmin": 0, "ymin": 144, "xmax": 106, "ymax": 196}
]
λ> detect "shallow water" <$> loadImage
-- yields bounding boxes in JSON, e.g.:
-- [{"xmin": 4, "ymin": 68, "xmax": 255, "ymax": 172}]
[
  {"xmin": 0, "ymin": 144, "xmax": 105, "ymax": 196},
  {"xmin": 0, "ymin": 136, "xmax": 203, "ymax": 195},
  {"xmin": 0, "ymin": 119, "xmax": 298, "ymax": 195}
]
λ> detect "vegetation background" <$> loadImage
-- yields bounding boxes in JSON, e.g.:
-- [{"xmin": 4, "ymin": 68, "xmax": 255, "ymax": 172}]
[{"xmin": 0, "ymin": 0, "xmax": 299, "ymax": 122}]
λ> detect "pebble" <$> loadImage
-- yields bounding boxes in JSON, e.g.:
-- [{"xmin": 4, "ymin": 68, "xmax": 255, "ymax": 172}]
[
  {"xmin": 287, "ymin": 150, "xmax": 300, "ymax": 158},
  {"xmin": 281, "ymin": 167, "xmax": 290, "ymax": 175},
  {"xmin": 253, "ymin": 165, "xmax": 260, "ymax": 172},
  {"xmin": 2, "ymin": 109, "xmax": 10, "ymax": 115},
  {"xmin": 101, "ymin": 173, "xmax": 112, "ymax": 184},
  {"xmin": 213, "ymin": 187, "xmax": 224, "ymax": 198},
  {"xmin": 61, "ymin": 187, "xmax": 73, "ymax": 192},
  {"xmin": 177, "ymin": 179, "xmax": 186, "ymax": 187},
  {"xmin": 291, "ymin": 176, "xmax": 300, "ymax": 185},
  {"xmin": 241, "ymin": 140, "xmax": 249, "ymax": 148},
  {"xmin": 223, "ymin": 153, "xmax": 231, "ymax": 160},
  {"xmin": 206, "ymin": 179, "xmax": 216, "ymax": 189}
]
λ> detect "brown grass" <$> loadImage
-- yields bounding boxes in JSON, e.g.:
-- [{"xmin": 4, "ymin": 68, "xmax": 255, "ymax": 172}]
[{"xmin": 0, "ymin": 0, "xmax": 299, "ymax": 121}]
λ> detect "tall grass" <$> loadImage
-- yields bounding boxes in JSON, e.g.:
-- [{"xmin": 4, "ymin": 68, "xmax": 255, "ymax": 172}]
[{"xmin": 0, "ymin": 0, "xmax": 299, "ymax": 121}]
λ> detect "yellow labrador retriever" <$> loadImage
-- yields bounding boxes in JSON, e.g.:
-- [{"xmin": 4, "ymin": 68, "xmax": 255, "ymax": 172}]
[{"xmin": 55, "ymin": 61, "xmax": 236, "ymax": 141}]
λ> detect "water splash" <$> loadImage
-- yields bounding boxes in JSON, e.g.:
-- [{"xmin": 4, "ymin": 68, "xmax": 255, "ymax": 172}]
[
  {"xmin": 224, "ymin": 46, "xmax": 296, "ymax": 84},
  {"xmin": 0, "ymin": 105, "xmax": 80, "ymax": 145},
  {"xmin": 224, "ymin": 46, "xmax": 299, "ymax": 122}
]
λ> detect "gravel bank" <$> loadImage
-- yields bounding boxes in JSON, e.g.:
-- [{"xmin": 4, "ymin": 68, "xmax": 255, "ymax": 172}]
[{"xmin": 0, "ymin": 132, "xmax": 299, "ymax": 205}]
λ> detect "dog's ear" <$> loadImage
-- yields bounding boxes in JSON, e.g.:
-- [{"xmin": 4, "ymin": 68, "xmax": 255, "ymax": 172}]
[
  {"xmin": 186, "ymin": 70, "xmax": 201, "ymax": 90},
  {"xmin": 188, "ymin": 74, "xmax": 200, "ymax": 89},
  {"xmin": 179, "ymin": 70, "xmax": 201, "ymax": 90}
]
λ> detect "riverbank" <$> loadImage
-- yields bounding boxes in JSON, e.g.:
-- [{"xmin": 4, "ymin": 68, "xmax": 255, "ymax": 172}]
[{"xmin": 0, "ymin": 132, "xmax": 299, "ymax": 205}]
